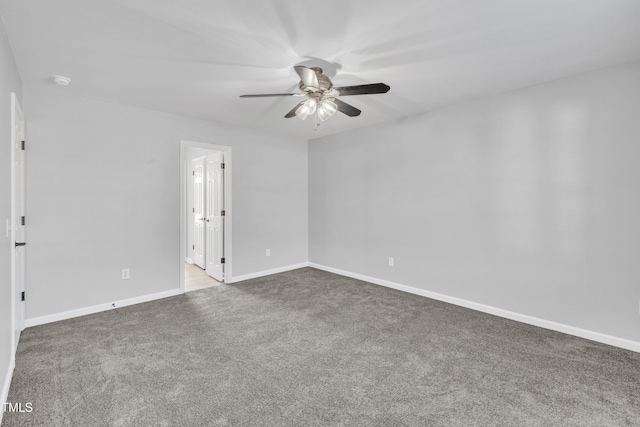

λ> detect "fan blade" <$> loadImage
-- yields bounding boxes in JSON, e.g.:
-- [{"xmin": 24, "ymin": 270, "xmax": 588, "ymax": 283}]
[
  {"xmin": 240, "ymin": 93, "xmax": 303, "ymax": 98},
  {"xmin": 334, "ymin": 99, "xmax": 361, "ymax": 117},
  {"xmin": 334, "ymin": 83, "xmax": 390, "ymax": 96},
  {"xmin": 294, "ymin": 65, "xmax": 319, "ymax": 88},
  {"xmin": 284, "ymin": 101, "xmax": 306, "ymax": 118}
]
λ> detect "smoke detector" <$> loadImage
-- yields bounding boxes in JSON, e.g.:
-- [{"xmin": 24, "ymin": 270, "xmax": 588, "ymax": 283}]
[{"xmin": 51, "ymin": 75, "xmax": 71, "ymax": 86}]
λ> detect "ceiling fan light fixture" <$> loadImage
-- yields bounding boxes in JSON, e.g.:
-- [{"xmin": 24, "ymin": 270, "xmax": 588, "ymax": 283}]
[
  {"xmin": 240, "ymin": 65, "xmax": 390, "ymax": 125},
  {"xmin": 318, "ymin": 98, "xmax": 338, "ymax": 121},
  {"xmin": 295, "ymin": 98, "xmax": 317, "ymax": 120}
]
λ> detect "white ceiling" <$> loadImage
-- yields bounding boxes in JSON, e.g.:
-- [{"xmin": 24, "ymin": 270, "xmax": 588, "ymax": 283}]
[{"xmin": 2, "ymin": 0, "xmax": 640, "ymax": 139}]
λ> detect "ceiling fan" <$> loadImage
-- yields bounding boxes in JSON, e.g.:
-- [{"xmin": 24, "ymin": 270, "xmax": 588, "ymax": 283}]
[{"xmin": 240, "ymin": 65, "xmax": 390, "ymax": 127}]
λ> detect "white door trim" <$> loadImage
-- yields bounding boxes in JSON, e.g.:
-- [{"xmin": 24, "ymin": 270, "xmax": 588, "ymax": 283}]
[{"xmin": 180, "ymin": 140, "xmax": 233, "ymax": 292}]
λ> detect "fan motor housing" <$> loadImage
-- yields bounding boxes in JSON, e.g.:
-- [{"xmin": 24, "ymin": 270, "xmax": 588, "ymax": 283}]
[{"xmin": 299, "ymin": 67, "xmax": 333, "ymax": 91}]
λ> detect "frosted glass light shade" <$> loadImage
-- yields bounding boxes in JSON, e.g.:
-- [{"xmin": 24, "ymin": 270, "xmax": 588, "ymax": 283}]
[
  {"xmin": 296, "ymin": 98, "xmax": 317, "ymax": 120},
  {"xmin": 318, "ymin": 99, "xmax": 338, "ymax": 121}
]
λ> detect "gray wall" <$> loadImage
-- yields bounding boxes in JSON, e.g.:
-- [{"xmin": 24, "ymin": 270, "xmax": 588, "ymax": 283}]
[
  {"xmin": 23, "ymin": 85, "xmax": 308, "ymax": 319},
  {"xmin": 309, "ymin": 60, "xmax": 640, "ymax": 343},
  {"xmin": 0, "ymin": 15, "xmax": 22, "ymax": 401}
]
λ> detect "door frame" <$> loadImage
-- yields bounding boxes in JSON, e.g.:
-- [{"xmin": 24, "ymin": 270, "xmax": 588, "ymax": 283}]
[
  {"xmin": 180, "ymin": 140, "xmax": 232, "ymax": 291},
  {"xmin": 10, "ymin": 92, "xmax": 25, "ymax": 354}
]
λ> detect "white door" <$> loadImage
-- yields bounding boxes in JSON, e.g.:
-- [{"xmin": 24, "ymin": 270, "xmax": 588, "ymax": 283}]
[
  {"xmin": 11, "ymin": 93, "xmax": 25, "ymax": 352},
  {"xmin": 205, "ymin": 152, "xmax": 224, "ymax": 281},
  {"xmin": 192, "ymin": 156, "xmax": 205, "ymax": 269}
]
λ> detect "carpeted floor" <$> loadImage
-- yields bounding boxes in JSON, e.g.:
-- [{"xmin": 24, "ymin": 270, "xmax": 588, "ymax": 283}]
[{"xmin": 3, "ymin": 267, "xmax": 640, "ymax": 426}]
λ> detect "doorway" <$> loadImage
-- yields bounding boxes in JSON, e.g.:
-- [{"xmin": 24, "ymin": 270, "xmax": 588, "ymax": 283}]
[{"xmin": 180, "ymin": 141, "xmax": 232, "ymax": 292}]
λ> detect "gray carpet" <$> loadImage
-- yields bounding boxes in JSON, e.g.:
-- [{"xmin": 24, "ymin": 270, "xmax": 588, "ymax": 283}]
[{"xmin": 3, "ymin": 267, "xmax": 640, "ymax": 426}]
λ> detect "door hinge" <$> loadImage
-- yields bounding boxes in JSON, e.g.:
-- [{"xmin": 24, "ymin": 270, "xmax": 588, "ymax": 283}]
[
  {"xmin": 221, "ymin": 163, "xmax": 225, "ymax": 169},
  {"xmin": 221, "ymin": 210, "xmax": 225, "ymax": 216},
  {"xmin": 192, "ymin": 208, "xmax": 194, "ymax": 213},
  {"xmin": 21, "ymin": 291, "xmax": 25, "ymax": 301},
  {"xmin": 192, "ymin": 171, "xmax": 194, "ymax": 176},
  {"xmin": 21, "ymin": 216, "xmax": 25, "ymax": 226},
  {"xmin": 21, "ymin": 140, "xmax": 25, "ymax": 150},
  {"xmin": 192, "ymin": 245, "xmax": 194, "ymax": 250},
  {"xmin": 221, "ymin": 257, "xmax": 225, "ymax": 264},
  {"xmin": 15, "ymin": 242, "xmax": 26, "ymax": 247}
]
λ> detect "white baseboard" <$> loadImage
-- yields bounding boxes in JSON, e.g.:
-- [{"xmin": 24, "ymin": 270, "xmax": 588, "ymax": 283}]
[
  {"xmin": 309, "ymin": 263, "xmax": 640, "ymax": 353},
  {"xmin": 230, "ymin": 262, "xmax": 310, "ymax": 283},
  {"xmin": 1, "ymin": 356, "xmax": 16, "ymax": 425},
  {"xmin": 24, "ymin": 289, "xmax": 183, "ymax": 328},
  {"xmin": 185, "ymin": 258, "xmax": 194, "ymax": 264}
]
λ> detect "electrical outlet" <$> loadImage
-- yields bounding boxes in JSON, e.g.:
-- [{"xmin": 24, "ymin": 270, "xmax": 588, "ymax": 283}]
[
  {"xmin": 266, "ymin": 248, "xmax": 271, "ymax": 257},
  {"xmin": 121, "ymin": 268, "xmax": 130, "ymax": 280},
  {"xmin": 388, "ymin": 257, "xmax": 394, "ymax": 267}
]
